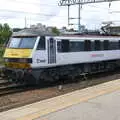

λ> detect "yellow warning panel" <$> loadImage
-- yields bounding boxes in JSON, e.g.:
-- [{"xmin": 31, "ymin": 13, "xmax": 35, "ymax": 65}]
[{"xmin": 4, "ymin": 48, "xmax": 32, "ymax": 58}]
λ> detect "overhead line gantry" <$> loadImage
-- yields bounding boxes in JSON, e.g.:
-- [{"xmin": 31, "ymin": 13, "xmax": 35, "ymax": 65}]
[{"xmin": 58, "ymin": 0, "xmax": 120, "ymax": 32}]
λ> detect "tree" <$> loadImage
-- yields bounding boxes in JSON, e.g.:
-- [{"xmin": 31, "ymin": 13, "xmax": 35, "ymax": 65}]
[
  {"xmin": 0, "ymin": 23, "xmax": 12, "ymax": 45},
  {"xmin": 52, "ymin": 27, "xmax": 60, "ymax": 35}
]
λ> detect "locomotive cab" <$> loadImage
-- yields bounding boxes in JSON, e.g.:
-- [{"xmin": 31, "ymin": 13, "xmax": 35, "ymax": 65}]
[
  {"xmin": 3, "ymin": 35, "xmax": 37, "ymax": 83},
  {"xmin": 4, "ymin": 36, "xmax": 37, "ymax": 69}
]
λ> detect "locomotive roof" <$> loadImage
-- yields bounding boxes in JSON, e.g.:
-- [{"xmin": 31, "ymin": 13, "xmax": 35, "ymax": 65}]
[
  {"xmin": 12, "ymin": 28, "xmax": 56, "ymax": 37},
  {"xmin": 56, "ymin": 34, "xmax": 120, "ymax": 39},
  {"xmin": 60, "ymin": 34, "xmax": 120, "ymax": 38},
  {"xmin": 12, "ymin": 28, "xmax": 120, "ymax": 39}
]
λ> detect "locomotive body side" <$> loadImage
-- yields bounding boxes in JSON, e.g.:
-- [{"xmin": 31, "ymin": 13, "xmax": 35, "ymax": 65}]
[{"xmin": 55, "ymin": 36, "xmax": 120, "ymax": 66}]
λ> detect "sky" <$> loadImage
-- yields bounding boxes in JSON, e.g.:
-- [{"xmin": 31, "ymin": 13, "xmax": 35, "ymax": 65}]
[{"xmin": 0, "ymin": 0, "xmax": 120, "ymax": 30}]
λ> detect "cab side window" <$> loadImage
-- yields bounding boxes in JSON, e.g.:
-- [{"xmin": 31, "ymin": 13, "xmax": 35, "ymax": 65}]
[{"xmin": 37, "ymin": 36, "xmax": 46, "ymax": 50}]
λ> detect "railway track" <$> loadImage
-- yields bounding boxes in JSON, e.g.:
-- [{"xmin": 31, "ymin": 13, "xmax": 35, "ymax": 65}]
[{"xmin": 0, "ymin": 78, "xmax": 27, "ymax": 97}]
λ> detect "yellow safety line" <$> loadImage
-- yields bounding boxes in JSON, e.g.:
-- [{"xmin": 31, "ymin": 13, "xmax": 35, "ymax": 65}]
[{"xmin": 16, "ymin": 80, "xmax": 120, "ymax": 120}]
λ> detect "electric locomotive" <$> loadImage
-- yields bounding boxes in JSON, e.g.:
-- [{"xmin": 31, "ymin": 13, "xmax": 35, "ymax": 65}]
[{"xmin": 3, "ymin": 28, "xmax": 120, "ymax": 84}]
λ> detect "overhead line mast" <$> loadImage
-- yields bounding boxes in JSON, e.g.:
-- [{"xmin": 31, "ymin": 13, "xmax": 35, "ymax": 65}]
[{"xmin": 58, "ymin": 0, "xmax": 120, "ymax": 33}]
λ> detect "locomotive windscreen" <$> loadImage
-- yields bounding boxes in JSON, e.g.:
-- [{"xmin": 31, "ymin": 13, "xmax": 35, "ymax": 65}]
[{"xmin": 7, "ymin": 37, "xmax": 37, "ymax": 49}]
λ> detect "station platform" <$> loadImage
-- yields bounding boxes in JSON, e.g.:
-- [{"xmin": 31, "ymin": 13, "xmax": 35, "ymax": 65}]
[{"xmin": 0, "ymin": 79, "xmax": 120, "ymax": 120}]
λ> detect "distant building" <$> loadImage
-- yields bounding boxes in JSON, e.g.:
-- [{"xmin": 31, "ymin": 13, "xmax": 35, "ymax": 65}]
[
  {"xmin": 106, "ymin": 26, "xmax": 120, "ymax": 35},
  {"xmin": 30, "ymin": 25, "xmax": 36, "ymax": 28},
  {"xmin": 79, "ymin": 25, "xmax": 86, "ymax": 33},
  {"xmin": 30, "ymin": 23, "xmax": 46, "ymax": 32},
  {"xmin": 59, "ymin": 28, "xmax": 67, "ymax": 33},
  {"xmin": 101, "ymin": 21, "xmax": 120, "ymax": 35},
  {"xmin": 46, "ymin": 26, "xmax": 55, "ymax": 32}
]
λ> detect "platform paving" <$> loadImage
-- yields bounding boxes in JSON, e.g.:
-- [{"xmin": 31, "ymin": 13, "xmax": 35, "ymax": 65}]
[
  {"xmin": 0, "ymin": 79, "xmax": 120, "ymax": 120},
  {"xmin": 36, "ymin": 89, "xmax": 120, "ymax": 120}
]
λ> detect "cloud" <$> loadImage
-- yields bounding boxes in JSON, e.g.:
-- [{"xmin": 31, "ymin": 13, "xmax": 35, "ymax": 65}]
[
  {"xmin": 0, "ymin": 0, "xmax": 60, "ymax": 27},
  {"xmin": 0, "ymin": 0, "xmax": 120, "ymax": 29}
]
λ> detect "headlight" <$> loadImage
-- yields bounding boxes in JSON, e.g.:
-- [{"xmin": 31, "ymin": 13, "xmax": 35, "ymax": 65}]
[{"xmin": 4, "ymin": 58, "xmax": 9, "ymax": 62}]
